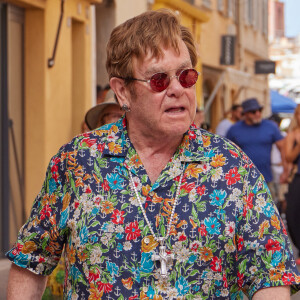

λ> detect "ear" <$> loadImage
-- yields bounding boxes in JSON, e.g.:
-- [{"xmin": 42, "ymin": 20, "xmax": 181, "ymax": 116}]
[{"xmin": 110, "ymin": 77, "xmax": 130, "ymax": 108}]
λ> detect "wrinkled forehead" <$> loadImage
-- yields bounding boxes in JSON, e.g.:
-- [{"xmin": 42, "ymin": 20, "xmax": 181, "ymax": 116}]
[
  {"xmin": 134, "ymin": 41, "xmax": 180, "ymax": 61},
  {"xmin": 131, "ymin": 41, "xmax": 190, "ymax": 74}
]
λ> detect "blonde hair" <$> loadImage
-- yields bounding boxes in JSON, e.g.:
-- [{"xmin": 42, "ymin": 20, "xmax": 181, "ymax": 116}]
[
  {"xmin": 106, "ymin": 9, "xmax": 197, "ymax": 80},
  {"xmin": 289, "ymin": 104, "xmax": 300, "ymax": 131}
]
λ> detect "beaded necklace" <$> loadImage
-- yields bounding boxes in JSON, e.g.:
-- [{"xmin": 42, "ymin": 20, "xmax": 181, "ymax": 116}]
[{"xmin": 128, "ymin": 163, "xmax": 185, "ymax": 279}]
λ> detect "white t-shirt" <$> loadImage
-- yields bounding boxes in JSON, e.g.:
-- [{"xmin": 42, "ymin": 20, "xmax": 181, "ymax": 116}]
[{"xmin": 215, "ymin": 118, "xmax": 234, "ymax": 136}]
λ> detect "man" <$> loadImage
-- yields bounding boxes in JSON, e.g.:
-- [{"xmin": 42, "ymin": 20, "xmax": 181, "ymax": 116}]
[
  {"xmin": 193, "ymin": 108, "xmax": 211, "ymax": 131},
  {"xmin": 81, "ymin": 87, "xmax": 122, "ymax": 133},
  {"xmin": 216, "ymin": 104, "xmax": 242, "ymax": 136},
  {"xmin": 85, "ymin": 88, "xmax": 124, "ymax": 130},
  {"xmin": 227, "ymin": 98, "xmax": 285, "ymax": 187},
  {"xmin": 96, "ymin": 84, "xmax": 110, "ymax": 104},
  {"xmin": 6, "ymin": 10, "xmax": 300, "ymax": 299}
]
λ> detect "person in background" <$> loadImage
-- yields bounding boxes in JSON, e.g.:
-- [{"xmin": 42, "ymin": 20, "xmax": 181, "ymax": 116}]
[
  {"xmin": 226, "ymin": 98, "xmax": 286, "ymax": 197},
  {"xmin": 81, "ymin": 85, "xmax": 112, "ymax": 133},
  {"xmin": 6, "ymin": 10, "xmax": 300, "ymax": 300},
  {"xmin": 96, "ymin": 84, "xmax": 110, "ymax": 104},
  {"xmin": 193, "ymin": 108, "xmax": 211, "ymax": 131},
  {"xmin": 85, "ymin": 89, "xmax": 124, "ymax": 130},
  {"xmin": 284, "ymin": 104, "xmax": 300, "ymax": 265},
  {"xmin": 193, "ymin": 108, "xmax": 204, "ymax": 127},
  {"xmin": 269, "ymin": 114, "xmax": 288, "ymax": 211},
  {"xmin": 215, "ymin": 104, "xmax": 242, "ymax": 136},
  {"xmin": 81, "ymin": 120, "xmax": 90, "ymax": 133}
]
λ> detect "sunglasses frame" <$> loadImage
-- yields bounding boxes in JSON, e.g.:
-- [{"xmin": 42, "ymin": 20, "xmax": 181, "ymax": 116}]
[{"xmin": 118, "ymin": 68, "xmax": 199, "ymax": 92}]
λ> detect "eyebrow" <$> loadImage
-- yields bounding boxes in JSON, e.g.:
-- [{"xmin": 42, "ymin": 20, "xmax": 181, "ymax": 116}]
[{"xmin": 143, "ymin": 61, "xmax": 192, "ymax": 78}]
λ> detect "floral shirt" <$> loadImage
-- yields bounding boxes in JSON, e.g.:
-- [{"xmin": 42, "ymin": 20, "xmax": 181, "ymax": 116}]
[{"xmin": 7, "ymin": 118, "xmax": 300, "ymax": 299}]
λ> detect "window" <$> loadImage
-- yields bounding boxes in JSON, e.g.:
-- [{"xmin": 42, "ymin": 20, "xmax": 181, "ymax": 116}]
[
  {"xmin": 252, "ymin": 0, "xmax": 258, "ymax": 30},
  {"xmin": 232, "ymin": 0, "xmax": 237, "ymax": 22},
  {"xmin": 244, "ymin": 0, "xmax": 255, "ymax": 26},
  {"xmin": 202, "ymin": 0, "xmax": 212, "ymax": 9},
  {"xmin": 217, "ymin": 0, "xmax": 224, "ymax": 12},
  {"xmin": 183, "ymin": 0, "xmax": 195, "ymax": 5},
  {"xmin": 227, "ymin": 0, "xmax": 233, "ymax": 18},
  {"xmin": 262, "ymin": 0, "xmax": 268, "ymax": 36},
  {"xmin": 247, "ymin": 0, "xmax": 253, "ymax": 25}
]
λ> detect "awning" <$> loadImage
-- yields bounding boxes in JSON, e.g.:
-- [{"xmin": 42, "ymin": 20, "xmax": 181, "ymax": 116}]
[{"xmin": 270, "ymin": 90, "xmax": 297, "ymax": 114}]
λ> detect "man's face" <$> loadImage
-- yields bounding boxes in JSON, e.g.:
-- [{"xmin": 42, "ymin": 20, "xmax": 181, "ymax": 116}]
[
  {"xmin": 233, "ymin": 107, "xmax": 243, "ymax": 121},
  {"xmin": 244, "ymin": 108, "xmax": 263, "ymax": 125},
  {"xmin": 125, "ymin": 40, "xmax": 197, "ymax": 139},
  {"xmin": 98, "ymin": 105, "xmax": 123, "ymax": 127}
]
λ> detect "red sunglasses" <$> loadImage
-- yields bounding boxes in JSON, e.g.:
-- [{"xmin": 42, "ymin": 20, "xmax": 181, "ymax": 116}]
[{"xmin": 118, "ymin": 68, "xmax": 199, "ymax": 92}]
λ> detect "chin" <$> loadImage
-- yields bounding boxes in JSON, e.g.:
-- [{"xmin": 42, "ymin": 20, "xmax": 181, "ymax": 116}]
[
  {"xmin": 253, "ymin": 120, "xmax": 262, "ymax": 125},
  {"xmin": 164, "ymin": 122, "xmax": 191, "ymax": 136}
]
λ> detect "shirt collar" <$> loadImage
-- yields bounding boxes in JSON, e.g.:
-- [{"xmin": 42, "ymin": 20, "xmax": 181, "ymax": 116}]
[{"xmin": 101, "ymin": 118, "xmax": 211, "ymax": 186}]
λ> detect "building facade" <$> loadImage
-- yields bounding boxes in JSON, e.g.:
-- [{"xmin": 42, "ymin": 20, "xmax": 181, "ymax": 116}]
[
  {"xmin": 0, "ymin": 0, "xmax": 100, "ymax": 254},
  {"xmin": 195, "ymin": 0, "xmax": 270, "ymax": 130}
]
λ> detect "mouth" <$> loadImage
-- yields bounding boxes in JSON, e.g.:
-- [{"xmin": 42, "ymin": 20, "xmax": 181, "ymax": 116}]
[{"xmin": 165, "ymin": 107, "xmax": 185, "ymax": 113}]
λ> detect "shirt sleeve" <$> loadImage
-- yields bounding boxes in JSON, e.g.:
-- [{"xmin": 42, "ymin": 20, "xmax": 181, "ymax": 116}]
[
  {"xmin": 235, "ymin": 165, "xmax": 300, "ymax": 298},
  {"xmin": 6, "ymin": 150, "xmax": 70, "ymax": 275}
]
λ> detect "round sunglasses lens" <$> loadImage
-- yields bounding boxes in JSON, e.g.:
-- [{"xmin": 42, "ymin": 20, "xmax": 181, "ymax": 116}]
[
  {"xmin": 179, "ymin": 69, "xmax": 198, "ymax": 88},
  {"xmin": 150, "ymin": 73, "xmax": 169, "ymax": 92}
]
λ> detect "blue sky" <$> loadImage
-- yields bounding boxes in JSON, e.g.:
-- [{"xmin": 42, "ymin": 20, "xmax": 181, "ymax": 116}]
[{"xmin": 281, "ymin": 0, "xmax": 300, "ymax": 37}]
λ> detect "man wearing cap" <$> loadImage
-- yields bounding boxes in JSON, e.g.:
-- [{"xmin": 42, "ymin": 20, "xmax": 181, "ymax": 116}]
[
  {"xmin": 226, "ymin": 98, "xmax": 286, "ymax": 186},
  {"xmin": 84, "ymin": 89, "xmax": 124, "ymax": 131}
]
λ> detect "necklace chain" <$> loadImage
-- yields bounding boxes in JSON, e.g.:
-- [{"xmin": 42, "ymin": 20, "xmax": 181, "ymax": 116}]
[{"xmin": 128, "ymin": 163, "xmax": 185, "ymax": 244}]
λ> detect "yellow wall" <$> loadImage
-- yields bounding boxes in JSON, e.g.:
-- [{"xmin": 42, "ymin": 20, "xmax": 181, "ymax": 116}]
[{"xmin": 6, "ymin": 0, "xmax": 100, "ymax": 216}]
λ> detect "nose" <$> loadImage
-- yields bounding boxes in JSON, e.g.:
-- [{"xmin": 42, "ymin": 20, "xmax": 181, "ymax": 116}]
[{"xmin": 166, "ymin": 75, "xmax": 185, "ymax": 97}]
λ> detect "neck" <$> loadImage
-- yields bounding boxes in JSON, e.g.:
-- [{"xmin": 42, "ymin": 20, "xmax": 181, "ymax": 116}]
[
  {"xmin": 128, "ymin": 125, "xmax": 184, "ymax": 183},
  {"xmin": 130, "ymin": 131, "xmax": 183, "ymax": 155}
]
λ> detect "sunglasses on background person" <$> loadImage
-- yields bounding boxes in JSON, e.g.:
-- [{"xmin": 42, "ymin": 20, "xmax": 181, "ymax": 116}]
[
  {"xmin": 118, "ymin": 68, "xmax": 199, "ymax": 92},
  {"xmin": 248, "ymin": 108, "xmax": 263, "ymax": 114}
]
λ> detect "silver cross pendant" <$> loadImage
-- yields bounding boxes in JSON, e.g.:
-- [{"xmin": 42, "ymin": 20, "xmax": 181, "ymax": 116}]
[{"xmin": 152, "ymin": 243, "xmax": 174, "ymax": 279}]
